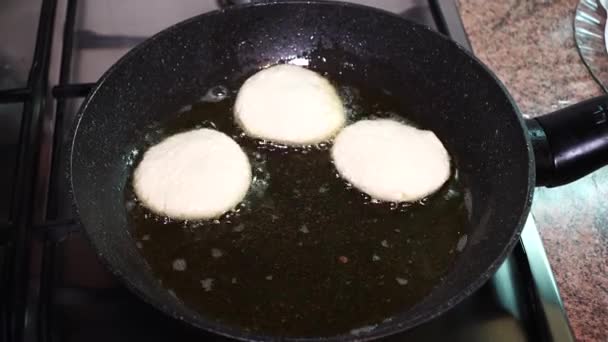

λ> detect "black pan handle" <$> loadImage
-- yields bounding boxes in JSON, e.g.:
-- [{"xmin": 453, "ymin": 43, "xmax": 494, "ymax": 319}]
[{"xmin": 526, "ymin": 95, "xmax": 608, "ymax": 187}]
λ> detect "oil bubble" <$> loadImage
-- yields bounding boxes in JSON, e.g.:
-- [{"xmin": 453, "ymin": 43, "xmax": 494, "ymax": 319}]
[
  {"xmin": 172, "ymin": 258, "xmax": 187, "ymax": 271},
  {"xmin": 201, "ymin": 85, "xmax": 229, "ymax": 103}
]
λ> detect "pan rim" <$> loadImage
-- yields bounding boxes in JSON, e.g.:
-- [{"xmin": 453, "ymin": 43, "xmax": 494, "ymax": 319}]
[{"xmin": 67, "ymin": 0, "xmax": 536, "ymax": 341}]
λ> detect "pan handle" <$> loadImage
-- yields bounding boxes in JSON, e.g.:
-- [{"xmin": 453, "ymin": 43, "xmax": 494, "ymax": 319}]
[{"xmin": 526, "ymin": 95, "xmax": 608, "ymax": 187}]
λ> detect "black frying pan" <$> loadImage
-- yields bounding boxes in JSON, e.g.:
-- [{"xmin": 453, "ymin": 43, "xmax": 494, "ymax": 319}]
[{"xmin": 69, "ymin": 1, "xmax": 608, "ymax": 341}]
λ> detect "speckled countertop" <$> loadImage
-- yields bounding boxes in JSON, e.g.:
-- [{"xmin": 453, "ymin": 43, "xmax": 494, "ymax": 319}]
[{"xmin": 456, "ymin": 1, "xmax": 608, "ymax": 341}]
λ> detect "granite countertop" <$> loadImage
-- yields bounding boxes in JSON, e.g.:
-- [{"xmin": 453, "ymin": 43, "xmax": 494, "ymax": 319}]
[{"xmin": 457, "ymin": 0, "xmax": 608, "ymax": 341}]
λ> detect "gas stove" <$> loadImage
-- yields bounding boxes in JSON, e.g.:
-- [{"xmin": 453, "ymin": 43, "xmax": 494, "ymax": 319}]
[{"xmin": 0, "ymin": 1, "xmax": 574, "ymax": 341}]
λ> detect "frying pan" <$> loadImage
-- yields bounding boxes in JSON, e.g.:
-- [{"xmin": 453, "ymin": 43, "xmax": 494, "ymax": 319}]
[{"xmin": 69, "ymin": 1, "xmax": 608, "ymax": 340}]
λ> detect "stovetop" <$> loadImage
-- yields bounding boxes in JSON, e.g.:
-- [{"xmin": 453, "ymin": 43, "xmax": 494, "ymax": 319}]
[{"xmin": 0, "ymin": 0, "xmax": 574, "ymax": 341}]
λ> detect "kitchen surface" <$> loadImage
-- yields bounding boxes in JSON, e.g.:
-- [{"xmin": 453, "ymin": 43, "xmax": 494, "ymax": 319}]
[
  {"xmin": 458, "ymin": 0, "xmax": 608, "ymax": 341},
  {"xmin": 0, "ymin": 0, "xmax": 606, "ymax": 341}
]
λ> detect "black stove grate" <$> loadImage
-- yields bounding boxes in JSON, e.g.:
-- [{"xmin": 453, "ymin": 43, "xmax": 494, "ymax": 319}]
[{"xmin": 0, "ymin": 1, "xmax": 574, "ymax": 341}]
